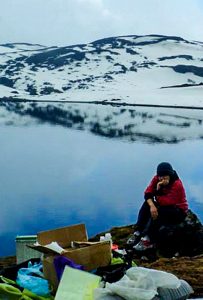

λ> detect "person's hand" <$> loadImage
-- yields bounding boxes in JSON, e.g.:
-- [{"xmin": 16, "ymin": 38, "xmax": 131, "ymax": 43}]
[
  {"xmin": 157, "ymin": 177, "xmax": 170, "ymax": 190},
  {"xmin": 150, "ymin": 205, "xmax": 158, "ymax": 220},
  {"xmin": 157, "ymin": 180, "xmax": 163, "ymax": 190}
]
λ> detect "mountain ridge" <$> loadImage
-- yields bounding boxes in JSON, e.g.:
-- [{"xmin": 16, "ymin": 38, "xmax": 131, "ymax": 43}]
[{"xmin": 0, "ymin": 34, "xmax": 203, "ymax": 107}]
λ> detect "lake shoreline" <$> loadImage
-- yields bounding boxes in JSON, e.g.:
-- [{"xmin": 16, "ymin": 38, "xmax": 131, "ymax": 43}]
[{"xmin": 1, "ymin": 96, "xmax": 203, "ymax": 110}]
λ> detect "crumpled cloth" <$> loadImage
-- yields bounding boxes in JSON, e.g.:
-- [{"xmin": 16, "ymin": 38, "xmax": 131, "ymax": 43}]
[
  {"xmin": 94, "ymin": 266, "xmax": 181, "ymax": 300},
  {"xmin": 0, "ymin": 283, "xmax": 54, "ymax": 299}
]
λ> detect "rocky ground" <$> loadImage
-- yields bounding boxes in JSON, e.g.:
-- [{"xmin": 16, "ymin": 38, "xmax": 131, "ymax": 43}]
[{"xmin": 0, "ymin": 255, "xmax": 16, "ymax": 269}]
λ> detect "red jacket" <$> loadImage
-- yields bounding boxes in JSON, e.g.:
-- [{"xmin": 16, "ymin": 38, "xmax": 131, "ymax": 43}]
[{"xmin": 144, "ymin": 175, "xmax": 188, "ymax": 212}]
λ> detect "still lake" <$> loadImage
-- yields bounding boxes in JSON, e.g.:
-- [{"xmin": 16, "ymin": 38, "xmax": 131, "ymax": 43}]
[{"xmin": 1, "ymin": 102, "xmax": 203, "ymax": 257}]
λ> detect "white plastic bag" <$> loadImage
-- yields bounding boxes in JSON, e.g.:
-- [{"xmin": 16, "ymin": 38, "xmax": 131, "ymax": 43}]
[
  {"xmin": 93, "ymin": 267, "xmax": 181, "ymax": 300},
  {"xmin": 126, "ymin": 267, "xmax": 180, "ymax": 289},
  {"xmin": 94, "ymin": 287, "xmax": 123, "ymax": 300},
  {"xmin": 106, "ymin": 275, "xmax": 157, "ymax": 300}
]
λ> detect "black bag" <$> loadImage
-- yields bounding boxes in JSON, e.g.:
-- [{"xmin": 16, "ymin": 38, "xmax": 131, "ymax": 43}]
[
  {"xmin": 95, "ymin": 248, "xmax": 134, "ymax": 283},
  {"xmin": 0, "ymin": 258, "xmax": 41, "ymax": 281},
  {"xmin": 96, "ymin": 263, "xmax": 127, "ymax": 283}
]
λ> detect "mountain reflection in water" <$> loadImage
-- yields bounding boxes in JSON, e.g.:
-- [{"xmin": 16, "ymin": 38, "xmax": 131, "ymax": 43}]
[
  {"xmin": 1, "ymin": 101, "xmax": 203, "ymax": 143},
  {"xmin": 0, "ymin": 102, "xmax": 203, "ymax": 256}
]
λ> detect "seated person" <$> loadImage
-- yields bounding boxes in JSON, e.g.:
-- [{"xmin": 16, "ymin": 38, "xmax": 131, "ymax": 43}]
[{"xmin": 133, "ymin": 162, "xmax": 188, "ymax": 251}]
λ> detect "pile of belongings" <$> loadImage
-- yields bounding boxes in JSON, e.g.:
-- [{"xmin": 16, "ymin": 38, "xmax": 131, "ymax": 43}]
[
  {"xmin": 0, "ymin": 249, "xmax": 194, "ymax": 300},
  {"xmin": 92, "ymin": 249, "xmax": 194, "ymax": 299},
  {"xmin": 54, "ymin": 248, "xmax": 194, "ymax": 300},
  {"xmin": 0, "ymin": 245, "xmax": 194, "ymax": 300}
]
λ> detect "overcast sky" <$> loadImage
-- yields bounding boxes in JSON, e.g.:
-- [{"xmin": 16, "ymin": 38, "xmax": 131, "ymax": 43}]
[{"xmin": 1, "ymin": 0, "xmax": 203, "ymax": 46}]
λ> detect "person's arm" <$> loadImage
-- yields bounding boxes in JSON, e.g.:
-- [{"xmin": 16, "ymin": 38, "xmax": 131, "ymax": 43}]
[
  {"xmin": 173, "ymin": 180, "xmax": 188, "ymax": 211},
  {"xmin": 144, "ymin": 176, "xmax": 159, "ymax": 219},
  {"xmin": 144, "ymin": 176, "xmax": 158, "ymax": 199},
  {"xmin": 147, "ymin": 198, "xmax": 158, "ymax": 219}
]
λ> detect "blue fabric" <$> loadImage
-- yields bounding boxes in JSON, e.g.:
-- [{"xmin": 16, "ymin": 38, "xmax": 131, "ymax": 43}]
[
  {"xmin": 53, "ymin": 255, "xmax": 84, "ymax": 281},
  {"xmin": 16, "ymin": 262, "xmax": 51, "ymax": 296}
]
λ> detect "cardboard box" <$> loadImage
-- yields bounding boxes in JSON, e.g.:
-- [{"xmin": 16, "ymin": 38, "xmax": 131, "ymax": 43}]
[{"xmin": 29, "ymin": 223, "xmax": 111, "ymax": 291}]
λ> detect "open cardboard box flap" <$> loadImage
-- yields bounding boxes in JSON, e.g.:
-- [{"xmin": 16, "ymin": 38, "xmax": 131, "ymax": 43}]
[
  {"xmin": 28, "ymin": 223, "xmax": 110, "ymax": 255},
  {"xmin": 28, "ymin": 240, "xmax": 107, "ymax": 255},
  {"xmin": 38, "ymin": 223, "xmax": 87, "ymax": 246},
  {"xmin": 28, "ymin": 223, "xmax": 88, "ymax": 254}
]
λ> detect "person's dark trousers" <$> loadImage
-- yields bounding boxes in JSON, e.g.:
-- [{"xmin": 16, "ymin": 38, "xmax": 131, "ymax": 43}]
[
  {"xmin": 136, "ymin": 202, "xmax": 186, "ymax": 241},
  {"xmin": 148, "ymin": 205, "xmax": 186, "ymax": 243},
  {"xmin": 135, "ymin": 201, "xmax": 152, "ymax": 234}
]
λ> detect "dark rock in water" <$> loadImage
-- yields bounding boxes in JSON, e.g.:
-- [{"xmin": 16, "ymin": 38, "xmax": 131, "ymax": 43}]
[{"xmin": 156, "ymin": 209, "xmax": 203, "ymax": 257}]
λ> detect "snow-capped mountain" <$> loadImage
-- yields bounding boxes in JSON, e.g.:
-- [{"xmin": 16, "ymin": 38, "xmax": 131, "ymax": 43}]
[{"xmin": 0, "ymin": 34, "xmax": 203, "ymax": 107}]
